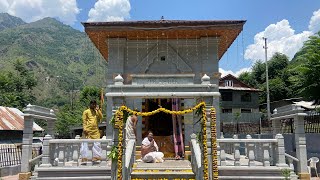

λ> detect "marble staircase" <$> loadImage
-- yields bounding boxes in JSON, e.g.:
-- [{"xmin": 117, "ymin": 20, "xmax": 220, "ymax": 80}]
[{"xmin": 130, "ymin": 160, "xmax": 195, "ymax": 180}]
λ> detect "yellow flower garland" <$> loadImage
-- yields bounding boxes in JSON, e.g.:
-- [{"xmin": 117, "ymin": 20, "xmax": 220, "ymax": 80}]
[
  {"xmin": 114, "ymin": 102, "xmax": 211, "ymax": 180},
  {"xmin": 202, "ymin": 106, "xmax": 209, "ymax": 180},
  {"xmin": 211, "ymin": 108, "xmax": 218, "ymax": 180}
]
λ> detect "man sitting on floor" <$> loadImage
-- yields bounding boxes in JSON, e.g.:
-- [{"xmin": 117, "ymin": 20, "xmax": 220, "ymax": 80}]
[{"xmin": 141, "ymin": 131, "xmax": 164, "ymax": 163}]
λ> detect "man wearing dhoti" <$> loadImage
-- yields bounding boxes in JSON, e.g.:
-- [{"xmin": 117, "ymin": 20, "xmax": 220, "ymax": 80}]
[
  {"xmin": 125, "ymin": 115, "xmax": 138, "ymax": 142},
  {"xmin": 81, "ymin": 100, "xmax": 103, "ymax": 163},
  {"xmin": 141, "ymin": 131, "xmax": 164, "ymax": 163}
]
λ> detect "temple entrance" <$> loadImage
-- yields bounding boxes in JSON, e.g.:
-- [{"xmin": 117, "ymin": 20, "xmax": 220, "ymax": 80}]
[{"xmin": 142, "ymin": 99, "xmax": 184, "ymax": 158}]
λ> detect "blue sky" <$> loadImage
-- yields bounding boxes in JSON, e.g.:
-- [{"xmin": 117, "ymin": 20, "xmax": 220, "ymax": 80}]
[{"xmin": 1, "ymin": 0, "xmax": 320, "ymax": 76}]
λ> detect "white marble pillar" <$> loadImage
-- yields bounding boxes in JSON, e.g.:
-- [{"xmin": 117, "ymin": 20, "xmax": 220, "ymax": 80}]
[
  {"xmin": 133, "ymin": 98, "xmax": 143, "ymax": 145},
  {"xmin": 21, "ymin": 116, "xmax": 34, "ymax": 172},
  {"xmin": 106, "ymin": 97, "xmax": 113, "ymax": 140},
  {"xmin": 183, "ymin": 98, "xmax": 195, "ymax": 145},
  {"xmin": 294, "ymin": 115, "xmax": 309, "ymax": 179},
  {"xmin": 47, "ymin": 120, "xmax": 55, "ymax": 138},
  {"xmin": 204, "ymin": 97, "xmax": 213, "ymax": 180}
]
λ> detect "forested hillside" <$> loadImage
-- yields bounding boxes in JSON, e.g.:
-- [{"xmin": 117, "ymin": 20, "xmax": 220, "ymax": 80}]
[{"xmin": 0, "ymin": 13, "xmax": 107, "ymax": 109}]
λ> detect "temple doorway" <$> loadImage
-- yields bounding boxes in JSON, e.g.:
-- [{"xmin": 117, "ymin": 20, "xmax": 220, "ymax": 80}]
[{"xmin": 142, "ymin": 98, "xmax": 184, "ymax": 158}]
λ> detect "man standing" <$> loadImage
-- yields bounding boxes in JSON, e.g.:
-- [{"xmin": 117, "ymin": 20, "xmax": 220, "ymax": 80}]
[
  {"xmin": 125, "ymin": 115, "xmax": 138, "ymax": 141},
  {"xmin": 81, "ymin": 100, "xmax": 103, "ymax": 163},
  {"xmin": 141, "ymin": 131, "xmax": 164, "ymax": 163}
]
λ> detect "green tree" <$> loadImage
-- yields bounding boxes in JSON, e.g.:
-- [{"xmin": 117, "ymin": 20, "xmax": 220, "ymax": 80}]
[
  {"xmin": 289, "ymin": 33, "xmax": 320, "ymax": 103},
  {"xmin": 238, "ymin": 71, "xmax": 256, "ymax": 87},
  {"xmin": 55, "ymin": 86, "xmax": 102, "ymax": 138},
  {"xmin": 0, "ymin": 60, "xmax": 37, "ymax": 109}
]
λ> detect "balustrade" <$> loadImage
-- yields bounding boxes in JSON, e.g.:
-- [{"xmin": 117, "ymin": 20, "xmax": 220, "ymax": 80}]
[
  {"xmin": 217, "ymin": 134, "xmax": 285, "ymax": 167},
  {"xmin": 40, "ymin": 135, "xmax": 112, "ymax": 167}
]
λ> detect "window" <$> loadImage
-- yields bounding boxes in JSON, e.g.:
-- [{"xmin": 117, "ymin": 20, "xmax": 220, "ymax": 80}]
[
  {"xmin": 221, "ymin": 92, "xmax": 233, "ymax": 101},
  {"xmin": 241, "ymin": 93, "xmax": 251, "ymax": 102},
  {"xmin": 225, "ymin": 80, "xmax": 233, "ymax": 87},
  {"xmin": 241, "ymin": 109, "xmax": 252, "ymax": 113},
  {"xmin": 222, "ymin": 108, "xmax": 232, "ymax": 113}
]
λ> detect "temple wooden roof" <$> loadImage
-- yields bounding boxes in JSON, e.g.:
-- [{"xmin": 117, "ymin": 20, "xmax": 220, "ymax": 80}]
[{"xmin": 82, "ymin": 20, "xmax": 246, "ymax": 61}]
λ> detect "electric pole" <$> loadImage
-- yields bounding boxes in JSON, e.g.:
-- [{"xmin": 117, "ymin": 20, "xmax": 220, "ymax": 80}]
[{"xmin": 263, "ymin": 37, "xmax": 271, "ymax": 126}]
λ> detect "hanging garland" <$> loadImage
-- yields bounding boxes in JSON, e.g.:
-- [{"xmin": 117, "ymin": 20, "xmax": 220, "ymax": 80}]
[
  {"xmin": 211, "ymin": 108, "xmax": 218, "ymax": 180},
  {"xmin": 113, "ymin": 101, "xmax": 212, "ymax": 180},
  {"xmin": 201, "ymin": 106, "xmax": 209, "ymax": 180}
]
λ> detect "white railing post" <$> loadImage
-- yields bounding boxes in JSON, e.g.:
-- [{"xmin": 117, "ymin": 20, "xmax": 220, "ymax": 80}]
[
  {"xmin": 233, "ymin": 135, "xmax": 240, "ymax": 166},
  {"xmin": 101, "ymin": 136, "xmax": 107, "ymax": 166},
  {"xmin": 248, "ymin": 139, "xmax": 255, "ymax": 167},
  {"xmin": 275, "ymin": 134, "xmax": 287, "ymax": 167},
  {"xmin": 72, "ymin": 135, "xmax": 80, "ymax": 166},
  {"xmin": 245, "ymin": 134, "xmax": 252, "ymax": 158},
  {"xmin": 220, "ymin": 134, "xmax": 226, "ymax": 166},
  {"xmin": 263, "ymin": 142, "xmax": 270, "ymax": 166},
  {"xmin": 40, "ymin": 134, "xmax": 52, "ymax": 167},
  {"xmin": 58, "ymin": 143, "xmax": 65, "ymax": 167}
]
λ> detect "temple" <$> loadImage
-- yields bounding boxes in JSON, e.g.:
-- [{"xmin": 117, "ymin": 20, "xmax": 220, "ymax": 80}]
[
  {"xmin": 15, "ymin": 19, "xmax": 311, "ymax": 180},
  {"xmin": 83, "ymin": 19, "xmax": 245, "ymax": 147}
]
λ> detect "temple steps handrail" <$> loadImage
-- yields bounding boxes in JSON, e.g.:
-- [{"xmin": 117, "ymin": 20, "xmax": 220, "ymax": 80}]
[
  {"xmin": 190, "ymin": 133, "xmax": 203, "ymax": 180},
  {"xmin": 29, "ymin": 154, "xmax": 43, "ymax": 164},
  {"xmin": 191, "ymin": 139, "xmax": 202, "ymax": 168},
  {"xmin": 284, "ymin": 153, "xmax": 299, "ymax": 162},
  {"xmin": 125, "ymin": 139, "xmax": 136, "ymax": 168}
]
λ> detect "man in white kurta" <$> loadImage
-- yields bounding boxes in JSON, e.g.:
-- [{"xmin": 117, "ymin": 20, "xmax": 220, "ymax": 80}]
[{"xmin": 141, "ymin": 131, "xmax": 164, "ymax": 163}]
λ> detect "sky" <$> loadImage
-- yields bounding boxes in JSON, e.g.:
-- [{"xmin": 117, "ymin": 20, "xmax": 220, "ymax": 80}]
[{"xmin": 1, "ymin": 0, "xmax": 320, "ymax": 77}]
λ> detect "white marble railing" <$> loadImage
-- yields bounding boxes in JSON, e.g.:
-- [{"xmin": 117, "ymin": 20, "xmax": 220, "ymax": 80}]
[
  {"xmin": 217, "ymin": 134, "xmax": 287, "ymax": 167},
  {"xmin": 124, "ymin": 139, "xmax": 136, "ymax": 180},
  {"xmin": 39, "ymin": 134, "xmax": 112, "ymax": 167},
  {"xmin": 190, "ymin": 134, "xmax": 203, "ymax": 180}
]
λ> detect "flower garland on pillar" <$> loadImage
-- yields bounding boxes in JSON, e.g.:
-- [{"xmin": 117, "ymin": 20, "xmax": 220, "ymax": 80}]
[
  {"xmin": 115, "ymin": 109, "xmax": 124, "ymax": 180},
  {"xmin": 113, "ymin": 102, "xmax": 210, "ymax": 180},
  {"xmin": 202, "ymin": 106, "xmax": 209, "ymax": 180},
  {"xmin": 211, "ymin": 108, "xmax": 218, "ymax": 180}
]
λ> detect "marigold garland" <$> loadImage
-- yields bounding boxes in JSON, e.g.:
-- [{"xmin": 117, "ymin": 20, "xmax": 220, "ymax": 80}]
[
  {"xmin": 114, "ymin": 101, "xmax": 210, "ymax": 180},
  {"xmin": 202, "ymin": 106, "xmax": 209, "ymax": 180},
  {"xmin": 211, "ymin": 108, "xmax": 218, "ymax": 180}
]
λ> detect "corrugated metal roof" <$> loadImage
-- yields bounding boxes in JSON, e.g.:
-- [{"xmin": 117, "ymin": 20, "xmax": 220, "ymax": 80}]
[{"xmin": 0, "ymin": 106, "xmax": 43, "ymax": 131}]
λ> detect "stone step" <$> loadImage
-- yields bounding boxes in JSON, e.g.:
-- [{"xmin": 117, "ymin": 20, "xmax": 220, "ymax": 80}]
[
  {"xmin": 218, "ymin": 176, "xmax": 286, "ymax": 180},
  {"xmin": 218, "ymin": 166, "xmax": 286, "ymax": 177},
  {"xmin": 34, "ymin": 166, "xmax": 111, "ymax": 180},
  {"xmin": 131, "ymin": 171, "xmax": 195, "ymax": 179},
  {"xmin": 35, "ymin": 176, "xmax": 111, "ymax": 180},
  {"xmin": 131, "ymin": 159, "xmax": 195, "ymax": 179}
]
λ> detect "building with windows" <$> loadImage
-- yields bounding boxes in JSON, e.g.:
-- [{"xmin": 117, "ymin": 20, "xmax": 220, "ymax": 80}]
[{"xmin": 219, "ymin": 74, "xmax": 262, "ymax": 134}]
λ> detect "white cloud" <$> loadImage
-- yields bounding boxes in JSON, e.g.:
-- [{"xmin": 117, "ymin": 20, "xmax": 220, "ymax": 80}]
[
  {"xmin": 309, "ymin": 9, "xmax": 320, "ymax": 33},
  {"xmin": 0, "ymin": 0, "xmax": 80, "ymax": 25},
  {"xmin": 87, "ymin": 0, "xmax": 131, "ymax": 22},
  {"xmin": 219, "ymin": 67, "xmax": 252, "ymax": 78},
  {"xmin": 245, "ymin": 8, "xmax": 320, "ymax": 61}
]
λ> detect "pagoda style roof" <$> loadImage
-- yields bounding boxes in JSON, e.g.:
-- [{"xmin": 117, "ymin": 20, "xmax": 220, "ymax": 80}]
[{"xmin": 82, "ymin": 20, "xmax": 246, "ymax": 61}]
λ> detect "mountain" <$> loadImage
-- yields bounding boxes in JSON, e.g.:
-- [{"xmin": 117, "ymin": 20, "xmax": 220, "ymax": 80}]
[
  {"xmin": 0, "ymin": 14, "xmax": 106, "ymax": 108},
  {"xmin": 0, "ymin": 13, "xmax": 26, "ymax": 31}
]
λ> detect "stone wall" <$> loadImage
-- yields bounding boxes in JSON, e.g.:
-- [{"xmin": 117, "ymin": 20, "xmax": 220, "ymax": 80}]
[{"xmin": 106, "ymin": 37, "xmax": 220, "ymax": 85}]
